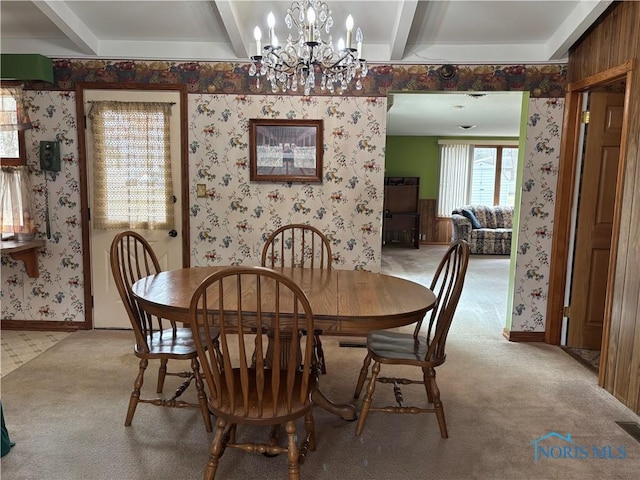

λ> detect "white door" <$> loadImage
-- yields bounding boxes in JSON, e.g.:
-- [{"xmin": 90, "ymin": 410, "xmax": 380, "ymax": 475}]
[{"xmin": 84, "ymin": 89, "xmax": 183, "ymax": 329}]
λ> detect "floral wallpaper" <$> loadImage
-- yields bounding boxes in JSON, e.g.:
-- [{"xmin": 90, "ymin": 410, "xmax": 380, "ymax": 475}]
[
  {"xmin": 187, "ymin": 94, "xmax": 386, "ymax": 269},
  {"xmin": 511, "ymin": 98, "xmax": 564, "ymax": 332},
  {"xmin": 0, "ymin": 91, "xmax": 386, "ymax": 322},
  {"xmin": 2, "ymin": 58, "xmax": 565, "ymax": 333},
  {"xmin": 1, "ymin": 91, "xmax": 84, "ymax": 322}
]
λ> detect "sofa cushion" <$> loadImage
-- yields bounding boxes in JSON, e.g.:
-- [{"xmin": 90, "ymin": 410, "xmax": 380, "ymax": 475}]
[
  {"xmin": 470, "ymin": 228, "xmax": 512, "ymax": 255},
  {"xmin": 470, "ymin": 205, "xmax": 513, "ymax": 229},
  {"xmin": 460, "ymin": 208, "xmax": 482, "ymax": 229}
]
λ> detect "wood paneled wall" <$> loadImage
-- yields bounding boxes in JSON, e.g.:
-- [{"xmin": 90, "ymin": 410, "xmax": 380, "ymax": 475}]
[
  {"xmin": 418, "ymin": 199, "xmax": 451, "ymax": 244},
  {"xmin": 568, "ymin": 1, "xmax": 640, "ymax": 414}
]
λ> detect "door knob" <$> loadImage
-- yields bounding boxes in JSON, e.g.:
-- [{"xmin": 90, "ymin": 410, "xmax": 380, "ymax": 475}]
[{"xmin": 168, "ymin": 229, "xmax": 178, "ymax": 238}]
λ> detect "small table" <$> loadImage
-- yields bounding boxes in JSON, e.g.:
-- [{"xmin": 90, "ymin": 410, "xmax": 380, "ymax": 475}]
[
  {"xmin": 132, "ymin": 266, "xmax": 436, "ymax": 420},
  {"xmin": 0, "ymin": 239, "xmax": 46, "ymax": 277},
  {"xmin": 383, "ymin": 211, "xmax": 420, "ymax": 249}
]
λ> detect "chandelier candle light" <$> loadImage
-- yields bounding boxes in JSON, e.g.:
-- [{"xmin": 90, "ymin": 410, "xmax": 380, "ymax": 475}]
[{"xmin": 249, "ymin": 0, "xmax": 367, "ymax": 95}]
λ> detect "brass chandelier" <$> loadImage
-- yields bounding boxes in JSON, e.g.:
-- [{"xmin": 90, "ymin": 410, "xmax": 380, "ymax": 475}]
[{"xmin": 249, "ymin": 0, "xmax": 367, "ymax": 95}]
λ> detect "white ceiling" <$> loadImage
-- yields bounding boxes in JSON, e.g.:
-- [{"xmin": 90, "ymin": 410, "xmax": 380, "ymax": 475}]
[
  {"xmin": 0, "ymin": 0, "xmax": 612, "ymax": 136},
  {"xmin": 387, "ymin": 91, "xmax": 524, "ymax": 137}
]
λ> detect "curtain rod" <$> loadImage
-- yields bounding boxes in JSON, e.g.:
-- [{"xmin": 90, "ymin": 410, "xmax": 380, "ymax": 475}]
[{"xmin": 87, "ymin": 100, "xmax": 176, "ymax": 105}]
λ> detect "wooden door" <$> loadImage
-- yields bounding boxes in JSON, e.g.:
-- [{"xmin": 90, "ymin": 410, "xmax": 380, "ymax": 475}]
[
  {"xmin": 84, "ymin": 89, "xmax": 183, "ymax": 329},
  {"xmin": 567, "ymin": 92, "xmax": 624, "ymax": 349}
]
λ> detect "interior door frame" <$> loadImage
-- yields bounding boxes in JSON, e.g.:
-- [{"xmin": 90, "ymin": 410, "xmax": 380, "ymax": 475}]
[
  {"xmin": 545, "ymin": 61, "xmax": 633, "ymax": 385},
  {"xmin": 75, "ymin": 82, "xmax": 191, "ymax": 330}
]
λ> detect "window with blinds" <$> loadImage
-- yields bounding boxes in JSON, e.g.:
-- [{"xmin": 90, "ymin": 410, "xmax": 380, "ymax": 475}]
[
  {"xmin": 470, "ymin": 146, "xmax": 518, "ymax": 206},
  {"xmin": 438, "ymin": 141, "xmax": 518, "ymax": 216}
]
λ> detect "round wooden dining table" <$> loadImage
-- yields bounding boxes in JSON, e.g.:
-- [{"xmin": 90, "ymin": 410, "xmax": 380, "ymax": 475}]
[{"xmin": 131, "ymin": 266, "xmax": 436, "ymax": 420}]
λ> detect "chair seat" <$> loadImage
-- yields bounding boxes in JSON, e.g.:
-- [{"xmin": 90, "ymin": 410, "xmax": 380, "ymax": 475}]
[
  {"xmin": 214, "ymin": 368, "xmax": 316, "ymax": 424},
  {"xmin": 367, "ymin": 330, "xmax": 435, "ymax": 365}
]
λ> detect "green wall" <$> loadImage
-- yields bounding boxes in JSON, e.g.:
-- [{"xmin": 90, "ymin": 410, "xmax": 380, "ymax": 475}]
[{"xmin": 384, "ymin": 136, "xmax": 439, "ymax": 198}]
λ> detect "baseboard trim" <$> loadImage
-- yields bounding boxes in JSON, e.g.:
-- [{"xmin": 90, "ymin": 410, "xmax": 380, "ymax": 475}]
[
  {"xmin": 503, "ymin": 328, "xmax": 546, "ymax": 342},
  {"xmin": 1, "ymin": 320, "xmax": 82, "ymax": 332}
]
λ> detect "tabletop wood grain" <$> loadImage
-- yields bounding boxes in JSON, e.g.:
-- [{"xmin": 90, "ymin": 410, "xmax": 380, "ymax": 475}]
[{"xmin": 132, "ymin": 266, "xmax": 435, "ymax": 335}]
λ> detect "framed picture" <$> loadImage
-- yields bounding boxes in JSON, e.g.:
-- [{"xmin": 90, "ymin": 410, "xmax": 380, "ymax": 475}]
[{"xmin": 249, "ymin": 119, "xmax": 323, "ymax": 183}]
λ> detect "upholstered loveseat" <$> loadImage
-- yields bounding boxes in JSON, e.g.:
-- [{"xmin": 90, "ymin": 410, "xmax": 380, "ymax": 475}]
[{"xmin": 451, "ymin": 205, "xmax": 514, "ymax": 254}]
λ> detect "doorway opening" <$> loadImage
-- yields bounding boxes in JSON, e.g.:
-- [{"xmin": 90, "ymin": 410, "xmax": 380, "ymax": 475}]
[
  {"xmin": 561, "ymin": 87, "xmax": 626, "ymax": 373},
  {"xmin": 546, "ymin": 62, "xmax": 633, "ymax": 385},
  {"xmin": 382, "ymin": 91, "xmax": 526, "ymax": 337}
]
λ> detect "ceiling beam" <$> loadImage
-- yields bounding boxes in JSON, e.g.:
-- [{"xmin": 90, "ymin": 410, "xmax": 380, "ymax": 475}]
[
  {"xmin": 31, "ymin": 0, "xmax": 99, "ymax": 55},
  {"xmin": 546, "ymin": 0, "xmax": 613, "ymax": 60},
  {"xmin": 390, "ymin": 1, "xmax": 419, "ymax": 61},
  {"xmin": 213, "ymin": 0, "xmax": 250, "ymax": 59}
]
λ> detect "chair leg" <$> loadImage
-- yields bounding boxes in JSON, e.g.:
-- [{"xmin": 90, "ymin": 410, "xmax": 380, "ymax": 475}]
[
  {"xmin": 313, "ymin": 332, "xmax": 327, "ymax": 375},
  {"xmin": 157, "ymin": 358, "xmax": 168, "ymax": 393},
  {"xmin": 265, "ymin": 424, "xmax": 281, "ymax": 457},
  {"xmin": 285, "ymin": 420, "xmax": 300, "ymax": 480},
  {"xmin": 192, "ymin": 357, "xmax": 212, "ymax": 432},
  {"xmin": 204, "ymin": 417, "xmax": 227, "ymax": 480},
  {"xmin": 353, "ymin": 353, "xmax": 372, "ymax": 399},
  {"xmin": 355, "ymin": 360, "xmax": 380, "ymax": 436},
  {"xmin": 304, "ymin": 410, "xmax": 316, "ymax": 452},
  {"xmin": 213, "ymin": 338, "xmax": 223, "ymax": 363},
  {"xmin": 426, "ymin": 369, "xmax": 448, "ymax": 438},
  {"xmin": 125, "ymin": 357, "xmax": 148, "ymax": 426},
  {"xmin": 423, "ymin": 367, "xmax": 435, "ymax": 403}
]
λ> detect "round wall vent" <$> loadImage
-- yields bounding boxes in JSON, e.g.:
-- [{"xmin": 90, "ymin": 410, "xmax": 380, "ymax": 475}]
[{"xmin": 439, "ymin": 64, "xmax": 456, "ymax": 80}]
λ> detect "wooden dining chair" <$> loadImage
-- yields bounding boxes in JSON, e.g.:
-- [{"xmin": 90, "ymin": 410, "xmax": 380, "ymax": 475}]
[
  {"xmin": 353, "ymin": 240, "xmax": 470, "ymax": 438},
  {"xmin": 261, "ymin": 223, "xmax": 332, "ymax": 270},
  {"xmin": 189, "ymin": 266, "xmax": 318, "ymax": 480},
  {"xmin": 110, "ymin": 230, "xmax": 213, "ymax": 432},
  {"xmin": 261, "ymin": 223, "xmax": 331, "ymax": 374}
]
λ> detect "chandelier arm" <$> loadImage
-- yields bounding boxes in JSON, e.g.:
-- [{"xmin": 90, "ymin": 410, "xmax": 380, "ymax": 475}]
[
  {"xmin": 320, "ymin": 51, "xmax": 358, "ymax": 72},
  {"xmin": 265, "ymin": 49, "xmax": 307, "ymax": 76}
]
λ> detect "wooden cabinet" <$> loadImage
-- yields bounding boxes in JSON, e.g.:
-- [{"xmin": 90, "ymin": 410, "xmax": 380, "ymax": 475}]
[{"xmin": 382, "ymin": 177, "xmax": 420, "ymax": 249}]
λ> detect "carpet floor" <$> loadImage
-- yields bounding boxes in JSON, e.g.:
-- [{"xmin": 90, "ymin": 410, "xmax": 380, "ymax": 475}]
[{"xmin": 2, "ymin": 329, "xmax": 639, "ymax": 479}]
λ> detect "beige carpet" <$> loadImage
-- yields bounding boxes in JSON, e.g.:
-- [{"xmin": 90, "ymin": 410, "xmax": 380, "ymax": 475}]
[
  {"xmin": 2, "ymin": 332, "xmax": 639, "ymax": 479},
  {"xmin": 1, "ymin": 247, "xmax": 639, "ymax": 479}
]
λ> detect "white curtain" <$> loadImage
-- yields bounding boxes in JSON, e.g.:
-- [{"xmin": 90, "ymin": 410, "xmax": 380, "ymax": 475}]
[
  {"xmin": 437, "ymin": 144, "xmax": 470, "ymax": 216},
  {"xmin": 0, "ymin": 166, "xmax": 36, "ymax": 237},
  {"xmin": 88, "ymin": 101, "xmax": 174, "ymax": 230}
]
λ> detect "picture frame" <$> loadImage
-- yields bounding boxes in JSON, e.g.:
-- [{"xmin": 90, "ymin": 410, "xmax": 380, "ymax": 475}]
[{"xmin": 249, "ymin": 119, "xmax": 323, "ymax": 183}]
